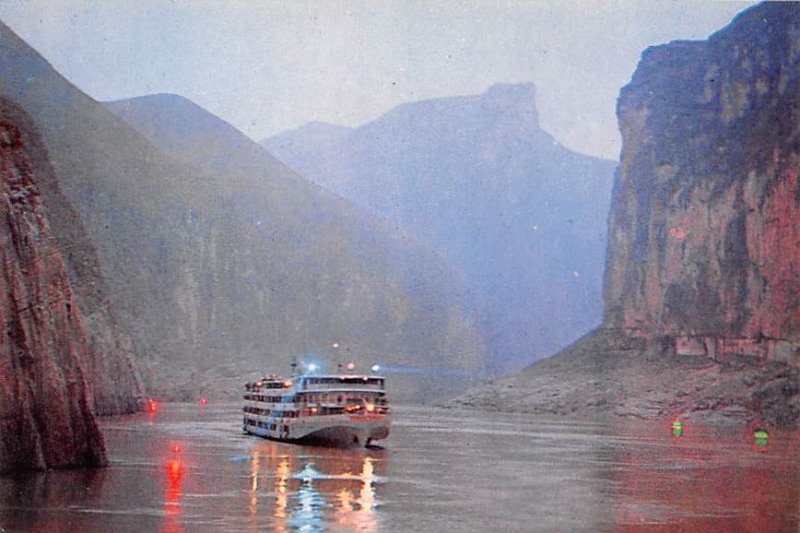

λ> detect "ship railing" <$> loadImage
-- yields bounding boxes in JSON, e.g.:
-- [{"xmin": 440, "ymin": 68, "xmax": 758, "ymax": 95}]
[{"xmin": 301, "ymin": 383, "xmax": 385, "ymax": 392}]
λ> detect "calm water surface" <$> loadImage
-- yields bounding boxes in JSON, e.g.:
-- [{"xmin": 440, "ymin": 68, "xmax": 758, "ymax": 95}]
[{"xmin": 0, "ymin": 403, "xmax": 798, "ymax": 532}]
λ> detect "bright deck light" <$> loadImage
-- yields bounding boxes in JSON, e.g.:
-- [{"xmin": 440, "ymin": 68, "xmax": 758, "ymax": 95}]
[
  {"xmin": 307, "ymin": 363, "xmax": 318, "ymax": 372},
  {"xmin": 371, "ymin": 364, "xmax": 380, "ymax": 373}
]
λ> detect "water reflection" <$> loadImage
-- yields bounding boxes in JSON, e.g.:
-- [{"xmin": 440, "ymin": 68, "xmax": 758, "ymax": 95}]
[
  {"xmin": 1, "ymin": 404, "xmax": 798, "ymax": 532},
  {"xmin": 0, "ymin": 468, "xmax": 108, "ymax": 532},
  {"xmin": 161, "ymin": 459, "xmax": 184, "ymax": 533},
  {"xmin": 246, "ymin": 440, "xmax": 384, "ymax": 532},
  {"xmin": 611, "ymin": 419, "xmax": 800, "ymax": 532}
]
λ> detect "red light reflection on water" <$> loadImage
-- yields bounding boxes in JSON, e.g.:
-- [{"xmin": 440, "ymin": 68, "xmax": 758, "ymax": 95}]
[
  {"xmin": 161, "ymin": 455, "xmax": 184, "ymax": 533},
  {"xmin": 611, "ymin": 419, "xmax": 800, "ymax": 532}
]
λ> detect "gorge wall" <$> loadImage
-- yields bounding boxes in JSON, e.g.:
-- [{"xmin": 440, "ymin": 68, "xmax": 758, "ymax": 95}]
[
  {"xmin": 0, "ymin": 98, "xmax": 106, "ymax": 473},
  {"xmin": 0, "ymin": 21, "xmax": 487, "ymax": 403},
  {"xmin": 605, "ymin": 2, "xmax": 800, "ymax": 367},
  {"xmin": 0, "ymin": 100, "xmax": 143, "ymax": 416}
]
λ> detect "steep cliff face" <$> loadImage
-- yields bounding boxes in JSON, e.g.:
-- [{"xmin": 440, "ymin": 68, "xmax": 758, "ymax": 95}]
[
  {"xmin": 0, "ymin": 98, "xmax": 106, "ymax": 473},
  {"xmin": 0, "ymin": 101, "xmax": 143, "ymax": 415},
  {"xmin": 448, "ymin": 3, "xmax": 799, "ymax": 426},
  {"xmin": 605, "ymin": 2, "xmax": 800, "ymax": 364}
]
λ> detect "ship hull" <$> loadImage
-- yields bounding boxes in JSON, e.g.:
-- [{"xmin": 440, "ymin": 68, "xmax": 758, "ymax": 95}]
[{"xmin": 244, "ymin": 413, "xmax": 390, "ymax": 448}]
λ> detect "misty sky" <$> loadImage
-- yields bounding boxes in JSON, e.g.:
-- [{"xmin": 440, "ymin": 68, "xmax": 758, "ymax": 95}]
[{"xmin": 0, "ymin": 0, "xmax": 754, "ymax": 160}]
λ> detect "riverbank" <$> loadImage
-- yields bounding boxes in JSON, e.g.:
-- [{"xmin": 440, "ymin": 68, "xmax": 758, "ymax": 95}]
[{"xmin": 444, "ymin": 330, "xmax": 800, "ymax": 428}]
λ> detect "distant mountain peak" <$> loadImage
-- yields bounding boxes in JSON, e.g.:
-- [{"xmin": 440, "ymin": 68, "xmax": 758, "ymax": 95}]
[
  {"xmin": 105, "ymin": 93, "xmax": 239, "ymax": 135},
  {"xmin": 480, "ymin": 82, "xmax": 539, "ymax": 127},
  {"xmin": 377, "ymin": 82, "xmax": 540, "ymax": 132},
  {"xmin": 484, "ymin": 82, "xmax": 537, "ymax": 105}
]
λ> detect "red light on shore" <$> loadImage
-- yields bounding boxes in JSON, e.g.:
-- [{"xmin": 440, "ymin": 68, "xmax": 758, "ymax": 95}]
[
  {"xmin": 199, "ymin": 397, "xmax": 207, "ymax": 406},
  {"xmin": 147, "ymin": 399, "xmax": 158, "ymax": 413}
]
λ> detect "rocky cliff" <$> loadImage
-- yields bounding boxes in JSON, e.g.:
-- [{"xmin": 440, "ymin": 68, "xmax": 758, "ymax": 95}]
[
  {"xmin": 0, "ymin": 98, "xmax": 107, "ymax": 473},
  {"xmin": 605, "ymin": 1, "xmax": 800, "ymax": 366},
  {"xmin": 264, "ymin": 84, "xmax": 616, "ymax": 372},
  {"xmin": 449, "ymin": 2, "xmax": 799, "ymax": 426},
  {"xmin": 0, "ymin": 100, "xmax": 143, "ymax": 416}
]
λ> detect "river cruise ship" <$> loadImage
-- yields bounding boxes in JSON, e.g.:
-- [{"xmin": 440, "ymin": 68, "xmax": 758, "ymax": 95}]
[{"xmin": 243, "ymin": 368, "xmax": 390, "ymax": 447}]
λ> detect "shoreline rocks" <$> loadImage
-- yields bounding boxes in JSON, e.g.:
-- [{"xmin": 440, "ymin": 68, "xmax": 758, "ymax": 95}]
[{"xmin": 445, "ymin": 330, "xmax": 799, "ymax": 428}]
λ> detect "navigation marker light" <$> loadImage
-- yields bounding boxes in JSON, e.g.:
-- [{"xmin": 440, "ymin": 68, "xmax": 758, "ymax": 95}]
[
  {"xmin": 346, "ymin": 361, "xmax": 355, "ymax": 371},
  {"xmin": 307, "ymin": 363, "xmax": 318, "ymax": 373},
  {"xmin": 371, "ymin": 364, "xmax": 380, "ymax": 373}
]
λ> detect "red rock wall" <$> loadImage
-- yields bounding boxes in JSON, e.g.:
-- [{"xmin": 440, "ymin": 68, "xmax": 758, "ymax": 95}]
[
  {"xmin": 0, "ymin": 99, "xmax": 144, "ymax": 415},
  {"xmin": 0, "ymin": 99, "xmax": 107, "ymax": 473},
  {"xmin": 604, "ymin": 3, "xmax": 800, "ymax": 363}
]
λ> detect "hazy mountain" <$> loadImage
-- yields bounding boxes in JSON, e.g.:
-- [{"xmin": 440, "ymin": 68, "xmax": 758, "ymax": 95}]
[
  {"xmin": 264, "ymin": 121, "xmax": 352, "ymax": 173},
  {"xmin": 0, "ymin": 21, "xmax": 487, "ymax": 402},
  {"xmin": 264, "ymin": 83, "xmax": 617, "ymax": 371}
]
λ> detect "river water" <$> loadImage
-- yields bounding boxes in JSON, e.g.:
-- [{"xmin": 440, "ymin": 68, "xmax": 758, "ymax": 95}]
[{"xmin": 0, "ymin": 403, "xmax": 798, "ymax": 532}]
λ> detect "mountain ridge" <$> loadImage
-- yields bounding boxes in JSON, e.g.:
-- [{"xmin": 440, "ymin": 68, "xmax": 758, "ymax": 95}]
[
  {"xmin": 0, "ymin": 19, "xmax": 489, "ymax": 403},
  {"xmin": 264, "ymin": 82, "xmax": 616, "ymax": 371}
]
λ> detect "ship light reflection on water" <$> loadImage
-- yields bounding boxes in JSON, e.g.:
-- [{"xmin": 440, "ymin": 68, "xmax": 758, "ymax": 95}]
[{"xmin": 246, "ymin": 441, "xmax": 384, "ymax": 532}]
